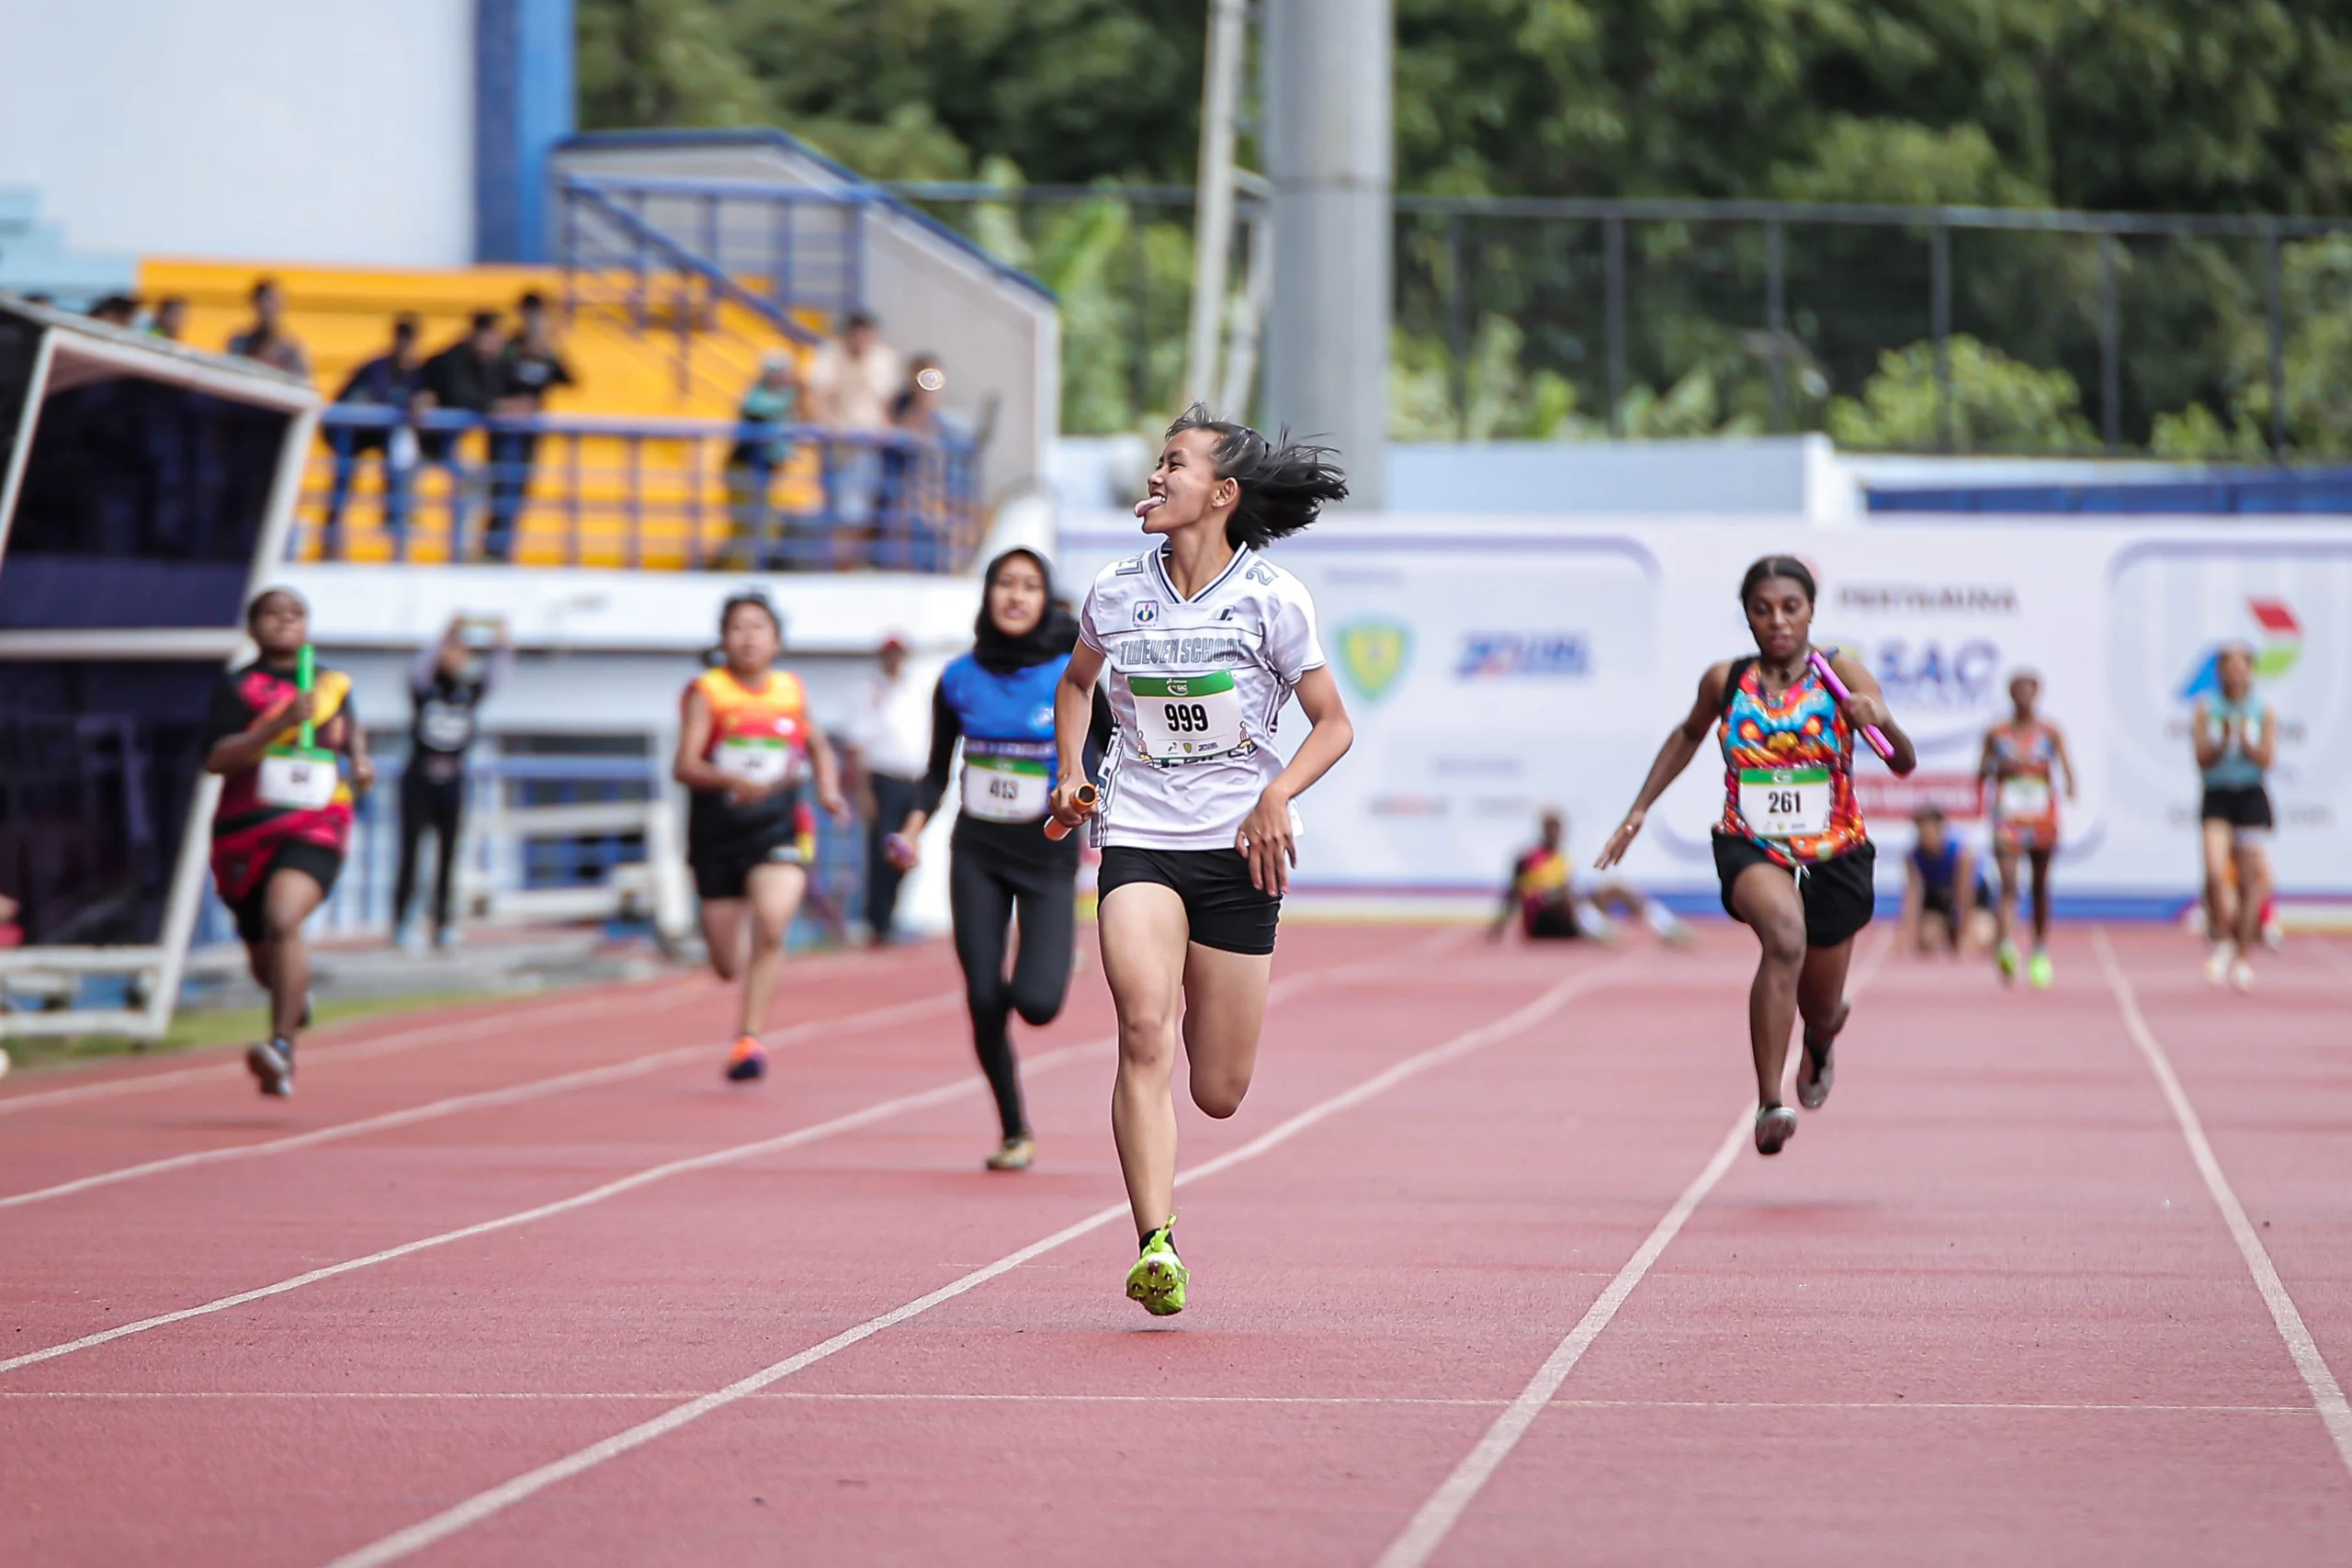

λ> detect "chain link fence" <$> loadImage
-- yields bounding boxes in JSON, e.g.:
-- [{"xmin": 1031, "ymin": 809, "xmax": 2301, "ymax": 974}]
[{"xmin": 895, "ymin": 183, "xmax": 2352, "ymax": 459}]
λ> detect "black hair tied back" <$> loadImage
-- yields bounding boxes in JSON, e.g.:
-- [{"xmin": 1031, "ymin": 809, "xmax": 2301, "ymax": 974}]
[
  {"xmin": 718, "ymin": 590, "xmax": 784, "ymax": 640},
  {"xmin": 1165, "ymin": 402, "xmax": 1349, "ymax": 550},
  {"xmin": 1737, "ymin": 554, "xmax": 1816, "ymax": 607}
]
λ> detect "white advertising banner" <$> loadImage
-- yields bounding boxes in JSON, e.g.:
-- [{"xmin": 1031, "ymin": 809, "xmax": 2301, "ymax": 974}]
[{"xmin": 1058, "ymin": 515, "xmax": 2352, "ymax": 913}]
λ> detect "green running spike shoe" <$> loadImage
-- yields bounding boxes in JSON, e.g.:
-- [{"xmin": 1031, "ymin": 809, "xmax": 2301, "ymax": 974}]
[
  {"xmin": 2028, "ymin": 949, "xmax": 2053, "ymax": 989},
  {"xmin": 1126, "ymin": 1220, "xmax": 1188, "ymax": 1316},
  {"xmin": 1996, "ymin": 940, "xmax": 2021, "ymax": 984}
]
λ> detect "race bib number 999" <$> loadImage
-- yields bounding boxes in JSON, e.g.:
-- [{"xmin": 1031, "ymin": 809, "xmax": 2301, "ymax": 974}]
[
  {"xmin": 1738, "ymin": 766, "xmax": 1831, "ymax": 840},
  {"xmin": 1130, "ymin": 671, "xmax": 1247, "ymax": 761}
]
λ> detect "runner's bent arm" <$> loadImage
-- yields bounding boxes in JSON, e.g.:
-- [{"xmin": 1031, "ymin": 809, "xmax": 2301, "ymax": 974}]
[
  {"xmin": 1238, "ymin": 665, "xmax": 1354, "ymax": 897},
  {"xmin": 2052, "ymin": 724, "xmax": 2078, "ymax": 799},
  {"xmin": 205, "ymin": 691, "xmax": 312, "ymax": 775},
  {"xmin": 1828, "ymin": 649, "xmax": 1916, "ymax": 775},
  {"xmin": 1594, "ymin": 661, "xmax": 1728, "ymax": 870},
  {"xmin": 808, "ymin": 727, "xmax": 850, "ymax": 821},
  {"xmin": 2191, "ymin": 699, "xmax": 2225, "ymax": 769},
  {"xmin": 898, "ymin": 677, "xmax": 962, "ymax": 847},
  {"xmin": 1049, "ymin": 641, "xmax": 1106, "ymax": 825},
  {"xmin": 2245, "ymin": 704, "xmax": 2278, "ymax": 769},
  {"xmin": 671, "ymin": 686, "xmax": 752, "ymax": 800}
]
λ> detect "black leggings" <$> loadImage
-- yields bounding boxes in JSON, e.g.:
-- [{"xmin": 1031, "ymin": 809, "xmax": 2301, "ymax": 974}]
[
  {"xmin": 394, "ymin": 770, "xmax": 464, "ymax": 935},
  {"xmin": 949, "ymin": 836, "xmax": 1079, "ymax": 1141}
]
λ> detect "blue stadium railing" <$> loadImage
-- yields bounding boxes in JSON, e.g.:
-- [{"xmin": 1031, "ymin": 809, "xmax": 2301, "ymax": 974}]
[{"xmin": 299, "ymin": 406, "xmax": 981, "ymax": 572}]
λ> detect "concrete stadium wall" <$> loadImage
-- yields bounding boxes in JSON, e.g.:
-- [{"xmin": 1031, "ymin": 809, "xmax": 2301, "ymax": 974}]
[{"xmin": 0, "ymin": 0, "xmax": 475, "ymax": 267}]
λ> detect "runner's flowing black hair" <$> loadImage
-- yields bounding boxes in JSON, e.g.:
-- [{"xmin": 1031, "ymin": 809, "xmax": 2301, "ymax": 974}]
[
  {"xmin": 1737, "ymin": 554, "xmax": 1816, "ymax": 606},
  {"xmin": 1165, "ymin": 402, "xmax": 1348, "ymax": 550}
]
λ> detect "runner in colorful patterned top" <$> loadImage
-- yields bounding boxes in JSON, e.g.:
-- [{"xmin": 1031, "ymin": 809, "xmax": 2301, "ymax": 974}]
[{"xmin": 1597, "ymin": 556, "xmax": 1916, "ymax": 1157}]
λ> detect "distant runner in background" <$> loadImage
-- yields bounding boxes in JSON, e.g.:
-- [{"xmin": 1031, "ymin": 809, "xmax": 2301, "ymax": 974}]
[
  {"xmin": 392, "ymin": 615, "xmax": 511, "ymax": 954},
  {"xmin": 1979, "ymin": 671, "xmax": 2075, "ymax": 988},
  {"xmin": 673, "ymin": 593, "xmax": 850, "ymax": 1081},
  {"xmin": 2193, "ymin": 642, "xmax": 2277, "ymax": 993},
  {"xmin": 1900, "ymin": 805, "xmax": 1993, "ymax": 957},
  {"xmin": 204, "ymin": 589, "xmax": 374, "ymax": 1097},
  {"xmin": 1489, "ymin": 808, "xmax": 1691, "ymax": 944},
  {"xmin": 847, "ymin": 633, "xmax": 929, "ymax": 945}
]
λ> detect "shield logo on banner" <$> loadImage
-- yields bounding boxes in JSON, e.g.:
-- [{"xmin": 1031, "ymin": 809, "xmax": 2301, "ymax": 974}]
[{"xmin": 1336, "ymin": 619, "xmax": 1412, "ymax": 704}]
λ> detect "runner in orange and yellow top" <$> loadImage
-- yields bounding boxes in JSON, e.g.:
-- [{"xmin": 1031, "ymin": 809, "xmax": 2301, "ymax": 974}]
[
  {"xmin": 671, "ymin": 592, "xmax": 850, "ymax": 1082},
  {"xmin": 1978, "ymin": 670, "xmax": 2075, "ymax": 990},
  {"xmin": 202, "ymin": 588, "xmax": 376, "ymax": 1098}
]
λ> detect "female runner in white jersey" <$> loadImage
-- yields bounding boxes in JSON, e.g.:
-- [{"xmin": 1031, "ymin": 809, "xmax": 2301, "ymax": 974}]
[{"xmin": 1048, "ymin": 405, "xmax": 1354, "ymax": 1316}]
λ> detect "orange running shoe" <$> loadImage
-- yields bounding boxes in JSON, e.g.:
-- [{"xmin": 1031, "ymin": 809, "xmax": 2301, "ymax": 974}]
[{"xmin": 724, "ymin": 1034, "xmax": 768, "ymax": 1083}]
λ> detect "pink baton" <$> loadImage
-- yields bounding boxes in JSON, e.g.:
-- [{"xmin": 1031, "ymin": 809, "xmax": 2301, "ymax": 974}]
[{"xmin": 1806, "ymin": 649, "xmax": 1895, "ymax": 762}]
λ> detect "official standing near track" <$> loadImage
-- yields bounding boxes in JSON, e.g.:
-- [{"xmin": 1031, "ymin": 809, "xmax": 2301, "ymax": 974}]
[
  {"xmin": 889, "ymin": 549, "xmax": 1109, "ymax": 1171},
  {"xmin": 1597, "ymin": 556, "xmax": 1916, "ymax": 1156},
  {"xmin": 673, "ymin": 592, "xmax": 849, "ymax": 1082},
  {"xmin": 2193, "ymin": 642, "xmax": 2277, "ymax": 992},
  {"xmin": 203, "ymin": 588, "xmax": 376, "ymax": 1098},
  {"xmin": 391, "ymin": 615, "xmax": 511, "ymax": 953},
  {"xmin": 1048, "ymin": 405, "xmax": 1354, "ymax": 1316}
]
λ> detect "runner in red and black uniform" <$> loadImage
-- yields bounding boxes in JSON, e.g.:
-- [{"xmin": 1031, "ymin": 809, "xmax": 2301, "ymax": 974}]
[{"xmin": 202, "ymin": 588, "xmax": 374, "ymax": 1097}]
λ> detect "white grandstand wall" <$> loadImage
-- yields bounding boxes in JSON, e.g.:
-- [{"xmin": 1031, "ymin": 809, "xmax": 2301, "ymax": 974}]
[{"xmin": 0, "ymin": 0, "xmax": 476, "ymax": 267}]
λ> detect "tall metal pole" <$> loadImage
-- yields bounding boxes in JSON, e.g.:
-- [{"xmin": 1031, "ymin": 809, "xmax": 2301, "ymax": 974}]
[
  {"xmin": 1264, "ymin": 0, "xmax": 1392, "ymax": 506},
  {"xmin": 1764, "ymin": 219, "xmax": 1786, "ymax": 434},
  {"xmin": 1604, "ymin": 217, "xmax": 1626, "ymax": 439},
  {"xmin": 2267, "ymin": 226, "xmax": 2288, "ymax": 462},
  {"xmin": 1183, "ymin": 0, "xmax": 1249, "ymax": 409},
  {"xmin": 2098, "ymin": 234, "xmax": 2121, "ymax": 455},
  {"xmin": 1931, "ymin": 221, "xmax": 1953, "ymax": 454}
]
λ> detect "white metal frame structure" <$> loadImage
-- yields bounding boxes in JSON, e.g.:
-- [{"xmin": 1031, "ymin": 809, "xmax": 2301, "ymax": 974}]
[{"xmin": 0, "ymin": 299, "xmax": 320, "ymax": 1041}]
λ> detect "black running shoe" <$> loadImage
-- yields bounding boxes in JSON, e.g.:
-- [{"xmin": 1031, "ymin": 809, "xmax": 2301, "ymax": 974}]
[
  {"xmin": 1754, "ymin": 1103, "xmax": 1798, "ymax": 1156},
  {"xmin": 246, "ymin": 1038, "xmax": 295, "ymax": 1098},
  {"xmin": 1796, "ymin": 1001, "xmax": 1849, "ymax": 1111}
]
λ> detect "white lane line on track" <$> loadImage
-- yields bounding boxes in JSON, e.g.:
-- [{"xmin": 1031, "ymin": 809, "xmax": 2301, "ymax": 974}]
[
  {"xmin": 0, "ymin": 939, "xmax": 1456, "ymax": 1378},
  {"xmin": 6, "ymin": 1390, "xmax": 2312, "ymax": 1414},
  {"xmin": 1374, "ymin": 928, "xmax": 1894, "ymax": 1568},
  {"xmin": 314, "ymin": 956, "xmax": 1631, "ymax": 1568},
  {"xmin": 0, "ymin": 993, "xmax": 965, "ymax": 1212},
  {"xmin": 0, "ymin": 976, "xmax": 698, "ymax": 1118},
  {"xmin": 2093, "ymin": 926, "xmax": 2352, "ymax": 1480}
]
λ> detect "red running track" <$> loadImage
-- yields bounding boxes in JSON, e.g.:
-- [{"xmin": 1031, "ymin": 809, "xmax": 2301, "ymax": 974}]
[{"xmin": 2, "ymin": 923, "xmax": 2348, "ymax": 1565}]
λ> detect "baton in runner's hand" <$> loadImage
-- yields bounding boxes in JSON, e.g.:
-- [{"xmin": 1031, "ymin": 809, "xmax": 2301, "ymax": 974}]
[
  {"xmin": 1807, "ymin": 649, "xmax": 1895, "ymax": 762},
  {"xmin": 1045, "ymin": 783, "xmax": 1098, "ymax": 841}
]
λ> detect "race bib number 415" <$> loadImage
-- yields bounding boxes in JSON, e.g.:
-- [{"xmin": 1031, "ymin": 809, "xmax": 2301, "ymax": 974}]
[
  {"xmin": 1738, "ymin": 766, "xmax": 1831, "ymax": 840},
  {"xmin": 963, "ymin": 755, "xmax": 1050, "ymax": 822},
  {"xmin": 1130, "ymin": 671, "xmax": 1246, "ymax": 761}
]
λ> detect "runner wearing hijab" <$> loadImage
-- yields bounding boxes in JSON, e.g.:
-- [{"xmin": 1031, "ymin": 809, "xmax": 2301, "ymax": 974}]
[
  {"xmin": 1049, "ymin": 405, "xmax": 1354, "ymax": 1316},
  {"xmin": 889, "ymin": 548, "xmax": 1110, "ymax": 1170},
  {"xmin": 202, "ymin": 588, "xmax": 375, "ymax": 1097},
  {"xmin": 673, "ymin": 592, "xmax": 849, "ymax": 1081},
  {"xmin": 1597, "ymin": 556, "xmax": 1916, "ymax": 1156}
]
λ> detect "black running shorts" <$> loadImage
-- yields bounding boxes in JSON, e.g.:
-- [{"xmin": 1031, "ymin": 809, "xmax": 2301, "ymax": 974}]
[
  {"xmin": 1713, "ymin": 834, "xmax": 1877, "ymax": 950},
  {"xmin": 1097, "ymin": 845, "xmax": 1282, "ymax": 955},
  {"xmin": 227, "ymin": 840, "xmax": 345, "ymax": 947},
  {"xmin": 2199, "ymin": 784, "xmax": 2274, "ymax": 832}
]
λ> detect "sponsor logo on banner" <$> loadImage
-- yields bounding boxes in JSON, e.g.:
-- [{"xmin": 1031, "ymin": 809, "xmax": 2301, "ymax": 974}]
[
  {"xmin": 2179, "ymin": 596, "xmax": 2302, "ymax": 698},
  {"xmin": 1869, "ymin": 637, "xmax": 2004, "ymax": 709},
  {"xmin": 1453, "ymin": 632, "xmax": 1590, "ymax": 679},
  {"xmin": 1335, "ymin": 618, "xmax": 1412, "ymax": 704},
  {"xmin": 1836, "ymin": 583, "xmax": 2018, "ymax": 615}
]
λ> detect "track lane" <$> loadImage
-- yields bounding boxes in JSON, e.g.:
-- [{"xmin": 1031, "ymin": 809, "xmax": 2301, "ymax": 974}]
[{"xmin": 1418, "ymin": 926, "xmax": 2352, "ymax": 1565}]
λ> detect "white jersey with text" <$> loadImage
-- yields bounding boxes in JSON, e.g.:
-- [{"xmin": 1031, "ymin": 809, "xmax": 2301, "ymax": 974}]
[{"xmin": 1080, "ymin": 545, "xmax": 1327, "ymax": 851}]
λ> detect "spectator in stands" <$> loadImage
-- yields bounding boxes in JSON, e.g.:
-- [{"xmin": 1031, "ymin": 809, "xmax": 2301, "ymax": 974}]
[
  {"xmin": 147, "ymin": 296, "xmax": 188, "ymax": 341},
  {"xmin": 418, "ymin": 311, "xmax": 507, "ymax": 550},
  {"xmin": 484, "ymin": 292, "xmax": 574, "ymax": 564},
  {"xmin": 724, "ymin": 352, "xmax": 803, "ymax": 570},
  {"xmin": 87, "ymin": 294, "xmax": 139, "ymax": 328},
  {"xmin": 883, "ymin": 355, "xmax": 956, "ymax": 570},
  {"xmin": 227, "ymin": 277, "xmax": 311, "ymax": 379},
  {"xmin": 806, "ymin": 309, "xmax": 903, "ymax": 565},
  {"xmin": 324, "ymin": 315, "xmax": 429, "ymax": 558},
  {"xmin": 848, "ymin": 633, "xmax": 930, "ymax": 943}
]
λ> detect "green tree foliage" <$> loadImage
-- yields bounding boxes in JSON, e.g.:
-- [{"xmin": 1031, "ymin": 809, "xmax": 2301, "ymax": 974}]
[{"xmin": 578, "ymin": 0, "xmax": 2352, "ymax": 449}]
